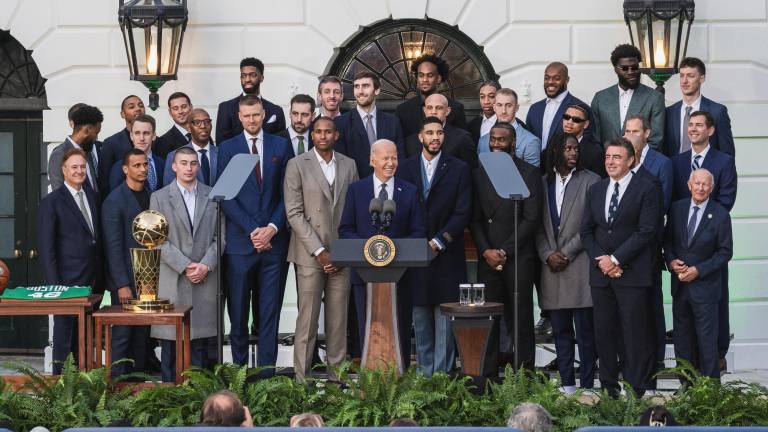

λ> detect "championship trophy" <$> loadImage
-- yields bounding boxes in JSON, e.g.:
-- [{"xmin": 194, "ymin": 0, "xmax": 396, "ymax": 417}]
[{"xmin": 123, "ymin": 209, "xmax": 172, "ymax": 312}]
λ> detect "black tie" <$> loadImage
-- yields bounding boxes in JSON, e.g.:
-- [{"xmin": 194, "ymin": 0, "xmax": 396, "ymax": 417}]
[
  {"xmin": 199, "ymin": 148, "xmax": 211, "ymax": 185},
  {"xmin": 185, "ymin": 132, "xmax": 192, "ymax": 143},
  {"xmin": 378, "ymin": 183, "xmax": 388, "ymax": 201},
  {"xmin": 687, "ymin": 206, "xmax": 700, "ymax": 247},
  {"xmin": 608, "ymin": 182, "xmax": 620, "ymax": 224}
]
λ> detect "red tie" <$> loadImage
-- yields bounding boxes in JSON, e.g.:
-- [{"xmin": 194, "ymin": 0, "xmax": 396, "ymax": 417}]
[{"xmin": 251, "ymin": 138, "xmax": 262, "ymax": 186}]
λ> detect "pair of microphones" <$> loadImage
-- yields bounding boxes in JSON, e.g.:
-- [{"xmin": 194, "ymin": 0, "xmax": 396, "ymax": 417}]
[{"xmin": 369, "ymin": 198, "xmax": 396, "ymax": 232}]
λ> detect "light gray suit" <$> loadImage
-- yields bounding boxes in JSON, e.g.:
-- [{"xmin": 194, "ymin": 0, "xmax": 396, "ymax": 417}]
[
  {"xmin": 149, "ymin": 181, "xmax": 223, "ymax": 341},
  {"xmin": 284, "ymin": 148, "xmax": 358, "ymax": 380},
  {"xmin": 536, "ymin": 169, "xmax": 600, "ymax": 310},
  {"xmin": 590, "ymin": 83, "xmax": 665, "ymax": 151}
]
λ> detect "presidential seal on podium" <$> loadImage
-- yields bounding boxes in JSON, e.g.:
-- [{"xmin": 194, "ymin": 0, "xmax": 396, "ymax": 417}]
[
  {"xmin": 124, "ymin": 209, "xmax": 173, "ymax": 312},
  {"xmin": 363, "ymin": 234, "xmax": 396, "ymax": 267}
]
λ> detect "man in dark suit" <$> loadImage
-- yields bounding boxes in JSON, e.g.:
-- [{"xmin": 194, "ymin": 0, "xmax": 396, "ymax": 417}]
[
  {"xmin": 665, "ymin": 168, "xmax": 733, "ymax": 380},
  {"xmin": 471, "ymin": 123, "xmax": 542, "ymax": 368},
  {"xmin": 100, "ymin": 95, "xmax": 145, "ymax": 197},
  {"xmin": 216, "ymin": 57, "xmax": 286, "ymax": 143},
  {"xmin": 315, "ymin": 75, "xmax": 344, "ymax": 120},
  {"xmin": 217, "ymin": 95, "xmax": 294, "ymax": 372},
  {"xmin": 590, "ymin": 44, "xmax": 666, "ymax": 151},
  {"xmin": 580, "ymin": 137, "xmax": 660, "ymax": 397},
  {"xmin": 526, "ymin": 62, "xmax": 592, "ymax": 151},
  {"xmin": 102, "ymin": 148, "xmax": 152, "ymax": 378},
  {"xmin": 467, "ymin": 81, "xmax": 500, "ymax": 144},
  {"xmin": 404, "ymin": 93, "xmax": 478, "ymax": 168},
  {"xmin": 671, "ymin": 110, "xmax": 737, "ymax": 371},
  {"xmin": 278, "ymin": 94, "xmax": 315, "ymax": 157},
  {"xmin": 338, "ymin": 139, "xmax": 426, "ymax": 364},
  {"xmin": 38, "ymin": 149, "xmax": 102, "ymax": 374},
  {"xmin": 109, "ymin": 114, "xmax": 164, "ymax": 193},
  {"xmin": 665, "ymin": 57, "xmax": 734, "ymax": 157},
  {"xmin": 561, "ymin": 104, "xmax": 606, "ymax": 177},
  {"xmin": 48, "ymin": 104, "xmax": 103, "ymax": 194},
  {"xmin": 398, "ymin": 117, "xmax": 471, "ymax": 375},
  {"xmin": 154, "ymin": 92, "xmax": 193, "ymax": 159},
  {"xmin": 163, "ymin": 108, "xmax": 218, "ymax": 186},
  {"xmin": 335, "ymin": 71, "xmax": 404, "ymax": 178},
  {"xmin": 395, "ymin": 54, "xmax": 467, "ymax": 137}
]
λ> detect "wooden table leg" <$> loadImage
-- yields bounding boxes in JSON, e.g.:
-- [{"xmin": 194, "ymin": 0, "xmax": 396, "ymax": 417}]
[
  {"xmin": 94, "ymin": 317, "xmax": 103, "ymax": 368},
  {"xmin": 183, "ymin": 315, "xmax": 191, "ymax": 377},
  {"xmin": 86, "ymin": 310, "xmax": 93, "ymax": 370},
  {"xmin": 104, "ymin": 323, "xmax": 112, "ymax": 378},
  {"xmin": 175, "ymin": 317, "xmax": 183, "ymax": 384},
  {"xmin": 77, "ymin": 310, "xmax": 86, "ymax": 370}
]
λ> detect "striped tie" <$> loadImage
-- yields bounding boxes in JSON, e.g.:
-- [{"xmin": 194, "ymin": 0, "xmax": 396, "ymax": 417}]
[{"xmin": 691, "ymin": 154, "xmax": 702, "ymax": 171}]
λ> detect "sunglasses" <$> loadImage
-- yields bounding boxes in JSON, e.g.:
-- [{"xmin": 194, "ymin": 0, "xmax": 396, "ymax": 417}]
[
  {"xmin": 617, "ymin": 65, "xmax": 640, "ymax": 72},
  {"xmin": 562, "ymin": 114, "xmax": 586, "ymax": 123}
]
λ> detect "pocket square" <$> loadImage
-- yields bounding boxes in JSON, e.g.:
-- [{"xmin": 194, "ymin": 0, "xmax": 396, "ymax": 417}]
[{"xmin": 267, "ymin": 114, "xmax": 277, "ymax": 123}]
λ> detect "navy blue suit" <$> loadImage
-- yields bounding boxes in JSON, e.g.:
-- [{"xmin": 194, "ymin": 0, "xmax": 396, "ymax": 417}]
[
  {"xmin": 217, "ymin": 131, "xmax": 293, "ymax": 370},
  {"xmin": 664, "ymin": 97, "xmax": 735, "ymax": 157},
  {"xmin": 338, "ymin": 175, "xmax": 426, "ymax": 363},
  {"xmin": 640, "ymin": 148, "xmax": 674, "ymax": 213},
  {"xmin": 215, "ymin": 95, "xmax": 286, "ymax": 144},
  {"xmin": 38, "ymin": 184, "xmax": 101, "ymax": 374},
  {"xmin": 334, "ymin": 108, "xmax": 405, "ymax": 178},
  {"xmin": 664, "ymin": 198, "xmax": 733, "ymax": 378},
  {"xmin": 525, "ymin": 92, "xmax": 593, "ymax": 147},
  {"xmin": 102, "ymin": 182, "xmax": 150, "ymax": 377},
  {"xmin": 99, "ymin": 129, "xmax": 132, "ymax": 195},
  {"xmin": 108, "ymin": 154, "xmax": 165, "ymax": 193}
]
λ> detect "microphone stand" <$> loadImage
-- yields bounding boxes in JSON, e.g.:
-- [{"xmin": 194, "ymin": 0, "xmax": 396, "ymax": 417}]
[{"xmin": 213, "ymin": 195, "xmax": 225, "ymax": 365}]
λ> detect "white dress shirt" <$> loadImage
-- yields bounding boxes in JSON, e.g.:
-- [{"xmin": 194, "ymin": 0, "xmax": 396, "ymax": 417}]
[
  {"xmin": 421, "ymin": 151, "xmax": 441, "ymax": 184},
  {"xmin": 357, "ymin": 105, "xmax": 377, "ymax": 137},
  {"xmin": 618, "ymin": 85, "xmax": 635, "ymax": 127},
  {"xmin": 176, "ymin": 180, "xmax": 197, "ymax": 230},
  {"xmin": 542, "ymin": 91, "xmax": 569, "ymax": 147},
  {"xmin": 688, "ymin": 198, "xmax": 709, "ymax": 237},
  {"xmin": 691, "ymin": 143, "xmax": 711, "ymax": 166},
  {"xmin": 680, "ymin": 95, "xmax": 701, "ymax": 142},
  {"xmin": 554, "ymin": 168, "xmax": 575, "ymax": 216},
  {"xmin": 64, "ymin": 181, "xmax": 93, "ymax": 230},
  {"xmin": 480, "ymin": 113, "xmax": 497, "ymax": 139},
  {"xmin": 373, "ymin": 174, "xmax": 394, "ymax": 201},
  {"xmin": 604, "ymin": 171, "xmax": 633, "ymax": 223},
  {"xmin": 313, "ymin": 148, "xmax": 336, "ymax": 186},
  {"xmin": 174, "ymin": 123, "xmax": 191, "ymax": 141},
  {"xmin": 636, "ymin": 145, "xmax": 650, "ymax": 169},
  {"xmin": 288, "ymin": 126, "xmax": 310, "ymax": 156}
]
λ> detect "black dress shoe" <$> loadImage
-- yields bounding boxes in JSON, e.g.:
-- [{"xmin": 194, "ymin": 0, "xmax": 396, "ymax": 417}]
[
  {"xmin": 535, "ymin": 317, "xmax": 552, "ymax": 336},
  {"xmin": 719, "ymin": 358, "xmax": 728, "ymax": 374},
  {"xmin": 542, "ymin": 358, "xmax": 559, "ymax": 371}
]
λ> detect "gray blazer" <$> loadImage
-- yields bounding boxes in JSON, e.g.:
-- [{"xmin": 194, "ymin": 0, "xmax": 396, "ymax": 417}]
[
  {"xmin": 535, "ymin": 169, "xmax": 600, "ymax": 310},
  {"xmin": 284, "ymin": 149, "xmax": 358, "ymax": 267},
  {"xmin": 590, "ymin": 83, "xmax": 666, "ymax": 151},
  {"xmin": 149, "ymin": 181, "xmax": 224, "ymax": 340}
]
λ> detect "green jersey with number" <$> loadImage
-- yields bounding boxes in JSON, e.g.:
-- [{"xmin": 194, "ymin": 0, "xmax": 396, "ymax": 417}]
[{"xmin": 0, "ymin": 285, "xmax": 91, "ymax": 300}]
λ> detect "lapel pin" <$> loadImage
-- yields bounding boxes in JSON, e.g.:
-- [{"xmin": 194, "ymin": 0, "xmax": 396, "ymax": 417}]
[{"xmin": 708, "ymin": 213, "xmax": 712, "ymax": 219}]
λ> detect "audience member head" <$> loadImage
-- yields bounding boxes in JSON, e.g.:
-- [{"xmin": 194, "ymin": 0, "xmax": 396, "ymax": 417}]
[
  {"xmin": 388, "ymin": 418, "xmax": 419, "ymax": 427},
  {"xmin": 687, "ymin": 110, "xmax": 715, "ymax": 148},
  {"xmin": 419, "ymin": 116, "xmax": 445, "ymax": 157},
  {"xmin": 546, "ymin": 132, "xmax": 582, "ymax": 177},
  {"xmin": 167, "ymin": 91, "xmax": 193, "ymax": 127},
  {"xmin": 70, "ymin": 104, "xmax": 104, "ymax": 150},
  {"xmin": 289, "ymin": 94, "xmax": 315, "ymax": 135},
  {"xmin": 289, "ymin": 412, "xmax": 325, "ymax": 427},
  {"xmin": 369, "ymin": 139, "xmax": 398, "ymax": 182},
  {"xmin": 638, "ymin": 406, "xmax": 679, "ymax": 427},
  {"xmin": 240, "ymin": 57, "xmax": 264, "ymax": 96},
  {"xmin": 479, "ymin": 80, "xmax": 501, "ymax": 117},
  {"xmin": 317, "ymin": 75, "xmax": 343, "ymax": 115},
  {"xmin": 130, "ymin": 114, "xmax": 156, "ymax": 154},
  {"xmin": 238, "ymin": 95, "xmax": 265, "ymax": 136},
  {"xmin": 610, "ymin": 44, "xmax": 642, "ymax": 90},
  {"xmin": 67, "ymin": 102, "xmax": 88, "ymax": 128},
  {"xmin": 61, "ymin": 149, "xmax": 88, "ymax": 189},
  {"xmin": 120, "ymin": 95, "xmax": 146, "ymax": 127},
  {"xmin": 311, "ymin": 117, "xmax": 339, "ymax": 153},
  {"xmin": 493, "ymin": 88, "xmax": 519, "ymax": 124},
  {"xmin": 422, "ymin": 93, "xmax": 451, "ymax": 123},
  {"xmin": 489, "ymin": 122, "xmax": 517, "ymax": 155},
  {"xmin": 172, "ymin": 146, "xmax": 199, "ymax": 186},
  {"xmin": 411, "ymin": 54, "xmax": 450, "ymax": 96},
  {"xmin": 688, "ymin": 168, "xmax": 715, "ymax": 205},
  {"xmin": 122, "ymin": 148, "xmax": 149, "ymax": 189},
  {"xmin": 562, "ymin": 104, "xmax": 590, "ymax": 138},
  {"xmin": 604, "ymin": 137, "xmax": 636, "ymax": 180},
  {"xmin": 353, "ymin": 71, "xmax": 380, "ymax": 109},
  {"xmin": 200, "ymin": 390, "xmax": 253, "ymax": 427},
  {"xmin": 623, "ymin": 114, "xmax": 651, "ymax": 161},
  {"xmin": 679, "ymin": 57, "xmax": 706, "ymax": 98},
  {"xmin": 188, "ymin": 108, "xmax": 213, "ymax": 146},
  {"xmin": 506, "ymin": 402, "xmax": 553, "ymax": 432},
  {"xmin": 543, "ymin": 62, "xmax": 569, "ymax": 98}
]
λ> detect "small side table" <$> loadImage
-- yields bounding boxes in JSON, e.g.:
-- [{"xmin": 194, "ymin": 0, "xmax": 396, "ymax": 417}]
[
  {"xmin": 440, "ymin": 302, "xmax": 504, "ymax": 378},
  {"xmin": 93, "ymin": 305, "xmax": 191, "ymax": 383},
  {"xmin": 0, "ymin": 294, "xmax": 103, "ymax": 371}
]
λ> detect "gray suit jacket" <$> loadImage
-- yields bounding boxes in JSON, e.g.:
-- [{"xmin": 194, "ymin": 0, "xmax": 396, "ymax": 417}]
[
  {"xmin": 149, "ymin": 181, "xmax": 224, "ymax": 340},
  {"xmin": 535, "ymin": 169, "xmax": 600, "ymax": 309},
  {"xmin": 48, "ymin": 138, "xmax": 98, "ymax": 191},
  {"xmin": 284, "ymin": 149, "xmax": 358, "ymax": 267},
  {"xmin": 590, "ymin": 83, "xmax": 666, "ymax": 151}
]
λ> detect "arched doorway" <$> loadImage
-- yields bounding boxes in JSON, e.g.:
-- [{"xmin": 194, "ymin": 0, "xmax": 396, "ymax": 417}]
[
  {"xmin": 0, "ymin": 29, "xmax": 48, "ymax": 350},
  {"xmin": 325, "ymin": 18, "xmax": 498, "ymax": 116}
]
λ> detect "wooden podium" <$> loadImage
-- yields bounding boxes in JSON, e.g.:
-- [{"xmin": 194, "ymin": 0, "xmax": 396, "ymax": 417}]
[{"xmin": 332, "ymin": 238, "xmax": 432, "ymax": 374}]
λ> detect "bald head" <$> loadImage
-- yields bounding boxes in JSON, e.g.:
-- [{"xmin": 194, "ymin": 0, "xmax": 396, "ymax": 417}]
[
  {"xmin": 200, "ymin": 391, "xmax": 246, "ymax": 427},
  {"xmin": 544, "ymin": 61, "xmax": 569, "ymax": 98},
  {"xmin": 423, "ymin": 93, "xmax": 451, "ymax": 123},
  {"xmin": 370, "ymin": 139, "xmax": 398, "ymax": 182}
]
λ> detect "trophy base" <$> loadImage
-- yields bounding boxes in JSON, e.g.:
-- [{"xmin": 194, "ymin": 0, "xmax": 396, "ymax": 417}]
[{"xmin": 123, "ymin": 298, "xmax": 173, "ymax": 313}]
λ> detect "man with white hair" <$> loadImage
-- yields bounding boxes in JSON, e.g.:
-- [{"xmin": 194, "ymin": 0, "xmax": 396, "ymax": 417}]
[
  {"xmin": 507, "ymin": 403, "xmax": 552, "ymax": 432},
  {"xmin": 664, "ymin": 168, "xmax": 732, "ymax": 380}
]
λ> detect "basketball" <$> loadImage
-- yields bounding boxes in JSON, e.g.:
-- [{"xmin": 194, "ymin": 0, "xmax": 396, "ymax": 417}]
[{"xmin": 0, "ymin": 259, "xmax": 9, "ymax": 294}]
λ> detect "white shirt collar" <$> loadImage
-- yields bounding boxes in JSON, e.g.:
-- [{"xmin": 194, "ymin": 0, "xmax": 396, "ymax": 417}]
[
  {"xmin": 176, "ymin": 180, "xmax": 197, "ymax": 195},
  {"xmin": 482, "ymin": 113, "xmax": 497, "ymax": 122},
  {"xmin": 636, "ymin": 145, "xmax": 650, "ymax": 168},
  {"xmin": 373, "ymin": 174, "xmax": 394, "ymax": 198},
  {"xmin": 313, "ymin": 147, "xmax": 336, "ymax": 165},
  {"xmin": 547, "ymin": 90, "xmax": 569, "ymax": 104},
  {"xmin": 243, "ymin": 129, "xmax": 264, "ymax": 144},
  {"xmin": 66, "ymin": 136, "xmax": 83, "ymax": 150},
  {"xmin": 356, "ymin": 105, "xmax": 377, "ymax": 121},
  {"xmin": 191, "ymin": 140, "xmax": 211, "ymax": 152},
  {"xmin": 618, "ymin": 84, "xmax": 634, "ymax": 96},
  {"xmin": 288, "ymin": 127, "xmax": 309, "ymax": 141},
  {"xmin": 692, "ymin": 143, "xmax": 711, "ymax": 160},
  {"xmin": 682, "ymin": 95, "xmax": 702, "ymax": 111},
  {"xmin": 611, "ymin": 171, "xmax": 633, "ymax": 188},
  {"xmin": 174, "ymin": 123, "xmax": 190, "ymax": 137},
  {"xmin": 421, "ymin": 151, "xmax": 441, "ymax": 170},
  {"xmin": 63, "ymin": 181, "xmax": 84, "ymax": 196},
  {"xmin": 691, "ymin": 197, "xmax": 709, "ymax": 210}
]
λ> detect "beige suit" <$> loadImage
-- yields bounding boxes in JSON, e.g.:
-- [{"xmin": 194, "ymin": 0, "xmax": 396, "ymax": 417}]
[{"xmin": 284, "ymin": 148, "xmax": 358, "ymax": 380}]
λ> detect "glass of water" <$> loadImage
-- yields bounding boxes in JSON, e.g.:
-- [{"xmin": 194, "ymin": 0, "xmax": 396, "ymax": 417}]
[
  {"xmin": 459, "ymin": 284, "xmax": 472, "ymax": 306},
  {"xmin": 472, "ymin": 283, "xmax": 485, "ymax": 306}
]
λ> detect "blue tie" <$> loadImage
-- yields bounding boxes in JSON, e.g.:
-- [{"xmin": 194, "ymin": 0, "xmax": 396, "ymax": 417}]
[
  {"xmin": 199, "ymin": 148, "xmax": 211, "ymax": 185},
  {"xmin": 147, "ymin": 156, "xmax": 157, "ymax": 191},
  {"xmin": 692, "ymin": 154, "xmax": 702, "ymax": 171},
  {"xmin": 686, "ymin": 205, "xmax": 700, "ymax": 247}
]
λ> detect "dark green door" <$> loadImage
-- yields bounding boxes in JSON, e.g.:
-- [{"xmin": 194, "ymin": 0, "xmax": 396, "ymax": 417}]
[{"xmin": 0, "ymin": 113, "xmax": 47, "ymax": 350}]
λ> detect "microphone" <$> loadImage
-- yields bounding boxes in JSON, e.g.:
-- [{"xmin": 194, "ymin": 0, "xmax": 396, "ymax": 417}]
[
  {"xmin": 381, "ymin": 199, "xmax": 396, "ymax": 232},
  {"xmin": 369, "ymin": 198, "xmax": 383, "ymax": 227}
]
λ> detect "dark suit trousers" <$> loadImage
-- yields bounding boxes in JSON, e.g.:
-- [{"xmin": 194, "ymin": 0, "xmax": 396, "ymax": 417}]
[
  {"xmin": 549, "ymin": 307, "xmax": 596, "ymax": 388},
  {"xmin": 649, "ymin": 259, "xmax": 667, "ymax": 388},
  {"xmin": 478, "ymin": 255, "xmax": 536, "ymax": 368},
  {"xmin": 160, "ymin": 337, "xmax": 216, "ymax": 383},
  {"xmin": 350, "ymin": 281, "xmax": 413, "ymax": 367},
  {"xmin": 109, "ymin": 295, "xmax": 149, "ymax": 378},
  {"xmin": 52, "ymin": 315, "xmax": 78, "ymax": 374},
  {"xmin": 591, "ymin": 283, "xmax": 655, "ymax": 395},
  {"xmin": 673, "ymin": 286, "xmax": 719, "ymax": 379},
  {"xmin": 718, "ymin": 266, "xmax": 730, "ymax": 358}
]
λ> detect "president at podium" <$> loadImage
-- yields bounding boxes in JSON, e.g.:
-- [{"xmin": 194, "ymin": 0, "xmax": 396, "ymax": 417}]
[{"xmin": 338, "ymin": 139, "xmax": 425, "ymax": 364}]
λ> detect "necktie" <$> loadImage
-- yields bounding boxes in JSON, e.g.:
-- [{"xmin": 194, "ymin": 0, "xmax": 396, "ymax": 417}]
[
  {"xmin": 680, "ymin": 105, "xmax": 692, "ymax": 153},
  {"xmin": 86, "ymin": 151, "xmax": 98, "ymax": 192},
  {"xmin": 608, "ymin": 182, "xmax": 620, "ymax": 224},
  {"xmin": 297, "ymin": 136, "xmax": 305, "ymax": 155},
  {"xmin": 365, "ymin": 114, "xmax": 376, "ymax": 146},
  {"xmin": 185, "ymin": 132, "xmax": 192, "ymax": 143},
  {"xmin": 687, "ymin": 205, "xmax": 700, "ymax": 247},
  {"xmin": 692, "ymin": 154, "xmax": 702, "ymax": 171},
  {"xmin": 199, "ymin": 148, "xmax": 211, "ymax": 185},
  {"xmin": 147, "ymin": 157, "xmax": 158, "ymax": 191},
  {"xmin": 378, "ymin": 183, "xmax": 388, "ymax": 201},
  {"xmin": 76, "ymin": 190, "xmax": 94, "ymax": 236},
  {"xmin": 251, "ymin": 138, "xmax": 262, "ymax": 186}
]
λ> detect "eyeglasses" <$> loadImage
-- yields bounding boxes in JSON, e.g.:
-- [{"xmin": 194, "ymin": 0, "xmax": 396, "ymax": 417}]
[
  {"xmin": 617, "ymin": 65, "xmax": 640, "ymax": 72},
  {"xmin": 562, "ymin": 114, "xmax": 586, "ymax": 123},
  {"xmin": 191, "ymin": 119, "xmax": 212, "ymax": 126}
]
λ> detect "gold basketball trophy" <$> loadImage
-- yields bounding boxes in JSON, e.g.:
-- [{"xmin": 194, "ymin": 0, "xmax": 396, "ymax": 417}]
[{"xmin": 123, "ymin": 210, "xmax": 173, "ymax": 312}]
